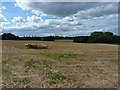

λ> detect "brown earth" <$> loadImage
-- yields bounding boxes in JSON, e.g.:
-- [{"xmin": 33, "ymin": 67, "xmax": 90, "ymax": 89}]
[{"xmin": 2, "ymin": 40, "xmax": 118, "ymax": 88}]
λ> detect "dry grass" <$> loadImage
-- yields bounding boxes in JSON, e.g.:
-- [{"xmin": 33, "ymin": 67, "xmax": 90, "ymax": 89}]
[{"xmin": 2, "ymin": 40, "xmax": 118, "ymax": 88}]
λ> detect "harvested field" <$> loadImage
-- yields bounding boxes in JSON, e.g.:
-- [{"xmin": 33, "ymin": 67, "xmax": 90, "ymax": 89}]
[{"xmin": 2, "ymin": 40, "xmax": 118, "ymax": 88}]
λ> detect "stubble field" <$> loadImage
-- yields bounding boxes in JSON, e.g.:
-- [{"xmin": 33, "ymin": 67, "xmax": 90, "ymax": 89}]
[{"xmin": 2, "ymin": 40, "xmax": 118, "ymax": 88}]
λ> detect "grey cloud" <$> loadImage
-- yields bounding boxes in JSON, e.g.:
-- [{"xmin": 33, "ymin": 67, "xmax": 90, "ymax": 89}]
[
  {"xmin": 15, "ymin": 1, "xmax": 117, "ymax": 17},
  {"xmin": 74, "ymin": 3, "xmax": 118, "ymax": 19},
  {"xmin": 28, "ymin": 2, "xmax": 102, "ymax": 17}
]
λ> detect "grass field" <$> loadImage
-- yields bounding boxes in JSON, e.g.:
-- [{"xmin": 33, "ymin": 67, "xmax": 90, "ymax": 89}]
[
  {"xmin": 2, "ymin": 40, "xmax": 118, "ymax": 88},
  {"xmin": 55, "ymin": 39, "xmax": 73, "ymax": 42}
]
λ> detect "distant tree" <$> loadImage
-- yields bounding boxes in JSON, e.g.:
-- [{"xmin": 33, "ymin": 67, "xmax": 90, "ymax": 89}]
[
  {"xmin": 41, "ymin": 36, "xmax": 55, "ymax": 41},
  {"xmin": 2, "ymin": 33, "xmax": 19, "ymax": 40},
  {"xmin": 88, "ymin": 32, "xmax": 114, "ymax": 43},
  {"xmin": 90, "ymin": 32, "xmax": 103, "ymax": 37},
  {"xmin": 73, "ymin": 36, "xmax": 90, "ymax": 43},
  {"xmin": 74, "ymin": 32, "xmax": 117, "ymax": 43},
  {"xmin": 90, "ymin": 32, "xmax": 114, "ymax": 37},
  {"xmin": 103, "ymin": 32, "xmax": 114, "ymax": 37}
]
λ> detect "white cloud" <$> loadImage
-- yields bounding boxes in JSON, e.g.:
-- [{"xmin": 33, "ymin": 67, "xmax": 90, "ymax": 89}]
[
  {"xmin": 27, "ymin": 15, "xmax": 43, "ymax": 22},
  {"xmin": 0, "ymin": 6, "xmax": 6, "ymax": 13},
  {"xmin": 1, "ymin": 22, "xmax": 10, "ymax": 26},
  {"xmin": 14, "ymin": 0, "xmax": 29, "ymax": 10},
  {"xmin": 2, "ymin": 6, "xmax": 6, "ymax": 10},
  {"xmin": 12, "ymin": 17, "xmax": 25, "ymax": 23},
  {"xmin": 4, "ymin": 12, "xmax": 118, "ymax": 36},
  {"xmin": 3, "ymin": 2, "xmax": 118, "ymax": 36},
  {"xmin": 0, "ymin": 14, "xmax": 7, "ymax": 22},
  {"xmin": 0, "ymin": 7, "xmax": 1, "ymax": 13},
  {"xmin": 0, "ymin": 14, "xmax": 9, "ymax": 27}
]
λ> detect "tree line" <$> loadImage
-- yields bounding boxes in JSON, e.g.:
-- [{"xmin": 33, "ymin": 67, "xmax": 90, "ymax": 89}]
[
  {"xmin": 0, "ymin": 33, "xmax": 73, "ymax": 41},
  {"xmin": 1, "ymin": 32, "xmax": 120, "ymax": 43},
  {"xmin": 74, "ymin": 32, "xmax": 120, "ymax": 43}
]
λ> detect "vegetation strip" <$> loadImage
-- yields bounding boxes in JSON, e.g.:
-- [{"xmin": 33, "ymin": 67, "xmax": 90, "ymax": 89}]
[
  {"xmin": 24, "ymin": 59, "xmax": 55, "ymax": 71},
  {"xmin": 47, "ymin": 71, "xmax": 74, "ymax": 84},
  {"xmin": 13, "ymin": 78, "xmax": 30, "ymax": 84},
  {"xmin": 25, "ymin": 52, "xmax": 84, "ymax": 60},
  {"xmin": 24, "ymin": 59, "xmax": 75, "ymax": 84},
  {"xmin": 0, "ymin": 59, "xmax": 10, "ymax": 65}
]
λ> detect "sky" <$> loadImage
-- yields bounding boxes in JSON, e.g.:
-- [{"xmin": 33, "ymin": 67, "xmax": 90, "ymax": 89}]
[{"xmin": 0, "ymin": 0, "xmax": 118, "ymax": 37}]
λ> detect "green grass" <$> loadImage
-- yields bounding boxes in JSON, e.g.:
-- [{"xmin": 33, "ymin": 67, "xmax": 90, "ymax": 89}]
[
  {"xmin": 0, "ymin": 59, "xmax": 10, "ymax": 65},
  {"xmin": 47, "ymin": 71, "xmax": 75, "ymax": 84},
  {"xmin": 27, "ymin": 59, "xmax": 76, "ymax": 84},
  {"xmin": 25, "ymin": 52, "xmax": 84, "ymax": 60},
  {"xmin": 76, "ymin": 65, "xmax": 81, "ymax": 68},
  {"xmin": 24, "ymin": 59, "xmax": 54, "ymax": 71},
  {"xmin": 24, "ymin": 53, "xmax": 78, "ymax": 84},
  {"xmin": 2, "ymin": 68, "xmax": 12, "ymax": 75},
  {"xmin": 13, "ymin": 78, "xmax": 30, "ymax": 84},
  {"xmin": 106, "ymin": 43, "xmax": 120, "ymax": 45},
  {"xmin": 0, "ymin": 61, "xmax": 2, "ymax": 74},
  {"xmin": 24, "ymin": 59, "xmax": 75, "ymax": 85},
  {"xmin": 24, "ymin": 59, "xmax": 39, "ymax": 69},
  {"xmin": 19, "ymin": 78, "xmax": 30, "ymax": 84},
  {"xmin": 35, "ymin": 60, "xmax": 54, "ymax": 70},
  {"xmin": 55, "ymin": 39, "xmax": 73, "ymax": 42},
  {"xmin": 34, "ymin": 60, "xmax": 54, "ymax": 65},
  {"xmin": 110, "ymin": 59, "xmax": 118, "ymax": 63},
  {"xmin": 51, "ymin": 73, "xmax": 66, "ymax": 80},
  {"xmin": 0, "ymin": 59, "xmax": 11, "ymax": 75}
]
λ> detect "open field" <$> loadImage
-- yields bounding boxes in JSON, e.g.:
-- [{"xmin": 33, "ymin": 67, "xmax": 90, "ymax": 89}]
[
  {"xmin": 2, "ymin": 40, "xmax": 118, "ymax": 88},
  {"xmin": 55, "ymin": 39, "xmax": 73, "ymax": 42}
]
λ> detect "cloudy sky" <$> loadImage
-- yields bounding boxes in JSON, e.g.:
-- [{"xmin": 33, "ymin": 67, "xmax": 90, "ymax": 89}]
[{"xmin": 0, "ymin": 0, "xmax": 118, "ymax": 37}]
